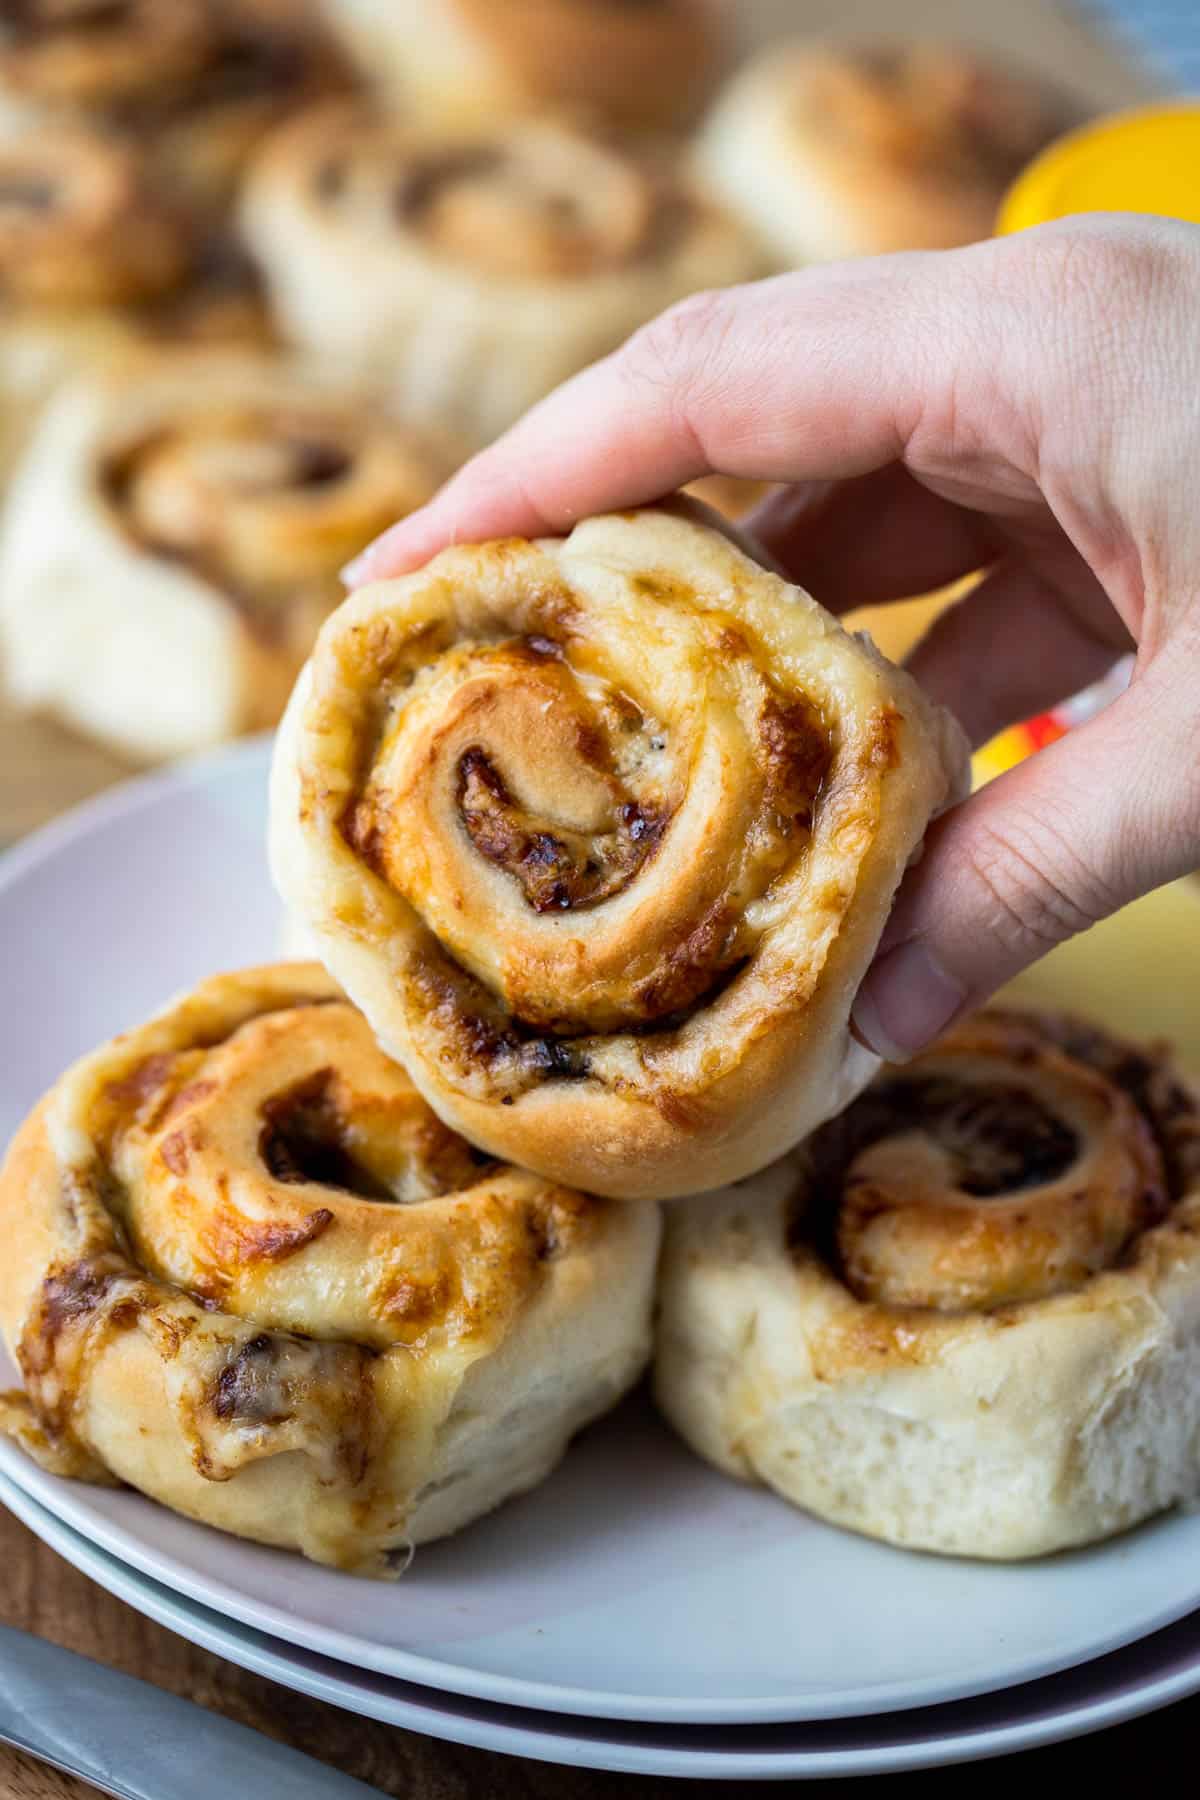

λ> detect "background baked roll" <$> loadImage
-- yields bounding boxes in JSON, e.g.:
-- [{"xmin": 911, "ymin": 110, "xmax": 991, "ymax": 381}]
[
  {"xmin": 0, "ymin": 0, "xmax": 215, "ymax": 126},
  {"xmin": 121, "ymin": 1, "xmax": 354, "ymax": 209},
  {"xmin": 0, "ymin": 964, "xmax": 660, "ymax": 1573},
  {"xmin": 0, "ymin": 351, "xmax": 455, "ymax": 759},
  {"xmin": 270, "ymin": 503, "xmax": 967, "ymax": 1202},
  {"xmin": 240, "ymin": 103, "xmax": 763, "ymax": 451},
  {"xmin": 696, "ymin": 41, "xmax": 1078, "ymax": 266},
  {"xmin": 0, "ymin": 0, "xmax": 351, "ymax": 206},
  {"xmin": 0, "ymin": 123, "xmax": 188, "ymax": 480},
  {"xmin": 0, "ymin": 122, "xmax": 273, "ymax": 483},
  {"xmin": 320, "ymin": 0, "xmax": 725, "ymax": 134},
  {"xmin": 656, "ymin": 1008, "xmax": 1200, "ymax": 1558}
]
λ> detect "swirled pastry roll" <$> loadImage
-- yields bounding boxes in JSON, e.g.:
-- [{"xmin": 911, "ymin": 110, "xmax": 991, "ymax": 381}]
[
  {"xmin": 0, "ymin": 965, "xmax": 659, "ymax": 1573},
  {"xmin": 271, "ymin": 504, "xmax": 967, "ymax": 1201},
  {"xmin": 321, "ymin": 0, "xmax": 725, "ymax": 133},
  {"xmin": 0, "ymin": 124, "xmax": 271, "ymax": 482},
  {"xmin": 656, "ymin": 1009, "xmax": 1200, "ymax": 1558},
  {"xmin": 0, "ymin": 0, "xmax": 213, "ymax": 123},
  {"xmin": 241, "ymin": 104, "xmax": 762, "ymax": 451},
  {"xmin": 696, "ymin": 42, "xmax": 1076, "ymax": 267},
  {"xmin": 0, "ymin": 352, "xmax": 454, "ymax": 758},
  {"xmin": 0, "ymin": 0, "xmax": 350, "ymax": 205}
]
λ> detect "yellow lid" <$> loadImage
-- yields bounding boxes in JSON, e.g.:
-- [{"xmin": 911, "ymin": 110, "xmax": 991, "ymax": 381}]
[{"xmin": 999, "ymin": 104, "xmax": 1200, "ymax": 234}]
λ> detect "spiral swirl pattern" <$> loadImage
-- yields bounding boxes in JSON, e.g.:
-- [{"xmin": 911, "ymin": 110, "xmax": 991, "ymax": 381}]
[
  {"xmin": 655, "ymin": 1006, "xmax": 1200, "ymax": 1557},
  {"xmin": 104, "ymin": 391, "xmax": 444, "ymax": 634},
  {"xmin": 697, "ymin": 42, "xmax": 1075, "ymax": 266},
  {"xmin": 0, "ymin": 352, "xmax": 457, "ymax": 759},
  {"xmin": 0, "ymin": 0, "xmax": 213, "ymax": 112},
  {"xmin": 809, "ymin": 1011, "xmax": 1176, "ymax": 1311},
  {"xmin": 0, "ymin": 965, "xmax": 658, "ymax": 1572},
  {"xmin": 0, "ymin": 126, "xmax": 192, "ymax": 305},
  {"xmin": 241, "ymin": 106, "xmax": 762, "ymax": 449},
  {"xmin": 271, "ymin": 505, "xmax": 966, "ymax": 1199}
]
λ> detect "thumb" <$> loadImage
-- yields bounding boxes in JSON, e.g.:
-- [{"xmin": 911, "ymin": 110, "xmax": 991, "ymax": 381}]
[{"xmin": 851, "ymin": 664, "xmax": 1197, "ymax": 1061}]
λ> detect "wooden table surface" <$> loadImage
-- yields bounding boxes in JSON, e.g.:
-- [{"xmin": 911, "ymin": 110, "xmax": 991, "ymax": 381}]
[{"xmin": 0, "ymin": 3, "xmax": 1180, "ymax": 1797}]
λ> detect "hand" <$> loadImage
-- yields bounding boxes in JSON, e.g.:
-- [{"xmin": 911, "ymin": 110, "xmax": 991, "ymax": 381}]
[{"xmin": 344, "ymin": 216, "xmax": 1200, "ymax": 1061}]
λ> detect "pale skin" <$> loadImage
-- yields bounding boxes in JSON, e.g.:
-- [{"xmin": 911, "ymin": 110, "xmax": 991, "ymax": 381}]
[{"xmin": 344, "ymin": 216, "xmax": 1200, "ymax": 1061}]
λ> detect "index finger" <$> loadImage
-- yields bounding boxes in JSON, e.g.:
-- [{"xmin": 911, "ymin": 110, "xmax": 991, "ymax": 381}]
[{"xmin": 343, "ymin": 242, "xmax": 1023, "ymax": 586}]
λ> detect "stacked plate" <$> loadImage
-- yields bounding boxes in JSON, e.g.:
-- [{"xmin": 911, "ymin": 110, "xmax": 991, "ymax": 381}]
[{"xmin": 2, "ymin": 740, "xmax": 1200, "ymax": 1779}]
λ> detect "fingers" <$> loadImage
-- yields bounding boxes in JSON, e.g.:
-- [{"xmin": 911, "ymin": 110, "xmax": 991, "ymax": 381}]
[
  {"xmin": 345, "ymin": 249, "xmax": 997, "ymax": 584},
  {"xmin": 903, "ymin": 553, "xmax": 1130, "ymax": 748},
  {"xmin": 850, "ymin": 660, "xmax": 1196, "ymax": 1061},
  {"xmin": 746, "ymin": 466, "xmax": 1005, "ymax": 613}
]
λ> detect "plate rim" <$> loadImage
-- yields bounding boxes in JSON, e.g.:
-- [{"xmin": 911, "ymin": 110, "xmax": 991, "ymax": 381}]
[
  {"xmin": 4, "ymin": 740, "xmax": 1200, "ymax": 1726},
  {"xmin": 4, "ymin": 1466, "xmax": 1200, "ymax": 1781}
]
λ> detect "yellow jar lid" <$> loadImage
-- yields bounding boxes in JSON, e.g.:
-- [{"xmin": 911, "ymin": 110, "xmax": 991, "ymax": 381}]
[{"xmin": 999, "ymin": 104, "xmax": 1200, "ymax": 233}]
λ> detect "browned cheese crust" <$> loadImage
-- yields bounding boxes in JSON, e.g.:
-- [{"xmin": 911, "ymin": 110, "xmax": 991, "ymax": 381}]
[{"xmin": 0, "ymin": 964, "xmax": 659, "ymax": 1571}]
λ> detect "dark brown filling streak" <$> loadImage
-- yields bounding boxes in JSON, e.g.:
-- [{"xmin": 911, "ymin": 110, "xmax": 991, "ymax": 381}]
[
  {"xmin": 791, "ymin": 1013, "xmax": 1194, "ymax": 1290},
  {"xmin": 11, "ymin": 995, "xmax": 409, "ymax": 1472},
  {"xmin": 102, "ymin": 29, "xmax": 314, "ymax": 130},
  {"xmin": 99, "ymin": 428, "xmax": 356, "ymax": 642},
  {"xmin": 132, "ymin": 235, "xmax": 267, "ymax": 341},
  {"xmin": 259, "ymin": 1069, "xmax": 399, "ymax": 1202},
  {"xmin": 362, "ymin": 144, "xmax": 694, "ymax": 268},
  {"xmin": 0, "ymin": 173, "xmax": 57, "ymax": 212},
  {"xmin": 457, "ymin": 745, "xmax": 667, "ymax": 915},
  {"xmin": 392, "ymin": 145, "xmax": 505, "ymax": 224},
  {"xmin": 380, "ymin": 677, "xmax": 834, "ymax": 1094},
  {"xmin": 1, "ymin": 0, "xmax": 131, "ymax": 44}
]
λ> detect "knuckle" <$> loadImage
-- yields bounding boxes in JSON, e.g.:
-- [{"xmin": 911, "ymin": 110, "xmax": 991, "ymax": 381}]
[
  {"xmin": 1020, "ymin": 219, "xmax": 1192, "ymax": 384},
  {"xmin": 961, "ymin": 811, "xmax": 1117, "ymax": 957},
  {"xmin": 622, "ymin": 288, "xmax": 736, "ymax": 398}
]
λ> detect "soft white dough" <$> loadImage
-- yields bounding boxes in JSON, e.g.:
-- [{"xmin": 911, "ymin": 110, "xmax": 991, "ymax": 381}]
[{"xmin": 656, "ymin": 1148, "xmax": 1200, "ymax": 1559}]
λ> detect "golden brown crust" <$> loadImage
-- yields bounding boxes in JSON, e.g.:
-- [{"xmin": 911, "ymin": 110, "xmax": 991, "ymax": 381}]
[
  {"xmin": 655, "ymin": 1007, "xmax": 1200, "ymax": 1557},
  {"xmin": 391, "ymin": 128, "xmax": 684, "ymax": 280},
  {"xmin": 240, "ymin": 105, "xmax": 761, "ymax": 451},
  {"xmin": 797, "ymin": 1008, "xmax": 1200, "ymax": 1365},
  {"xmin": 0, "ymin": 0, "xmax": 214, "ymax": 111},
  {"xmin": 698, "ymin": 41, "xmax": 1080, "ymax": 264},
  {"xmin": 101, "ymin": 391, "xmax": 442, "ymax": 636},
  {"xmin": 121, "ymin": 6, "xmax": 354, "ymax": 205},
  {"xmin": 807, "ymin": 1011, "xmax": 1175, "ymax": 1313},
  {"xmin": 798, "ymin": 45, "xmax": 1073, "ymax": 197},
  {"xmin": 0, "ymin": 964, "xmax": 659, "ymax": 1571},
  {"xmin": 325, "ymin": 0, "xmax": 724, "ymax": 133},
  {"xmin": 271, "ymin": 504, "xmax": 967, "ymax": 1199},
  {"xmin": 0, "ymin": 1, "xmax": 353, "ymax": 205},
  {"xmin": 0, "ymin": 126, "xmax": 192, "ymax": 306},
  {"xmin": 0, "ymin": 352, "xmax": 457, "ymax": 758},
  {"xmin": 449, "ymin": 0, "xmax": 724, "ymax": 131}
]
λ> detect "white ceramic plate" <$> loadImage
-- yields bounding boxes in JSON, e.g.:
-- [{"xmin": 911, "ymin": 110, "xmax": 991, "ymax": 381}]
[
  {"xmin": 3, "ymin": 740, "xmax": 1200, "ymax": 1729},
  {"xmin": 4, "ymin": 1468, "xmax": 1200, "ymax": 1782}
]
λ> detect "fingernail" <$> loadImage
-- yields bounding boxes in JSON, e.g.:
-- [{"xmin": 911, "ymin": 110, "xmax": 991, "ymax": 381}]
[
  {"xmin": 851, "ymin": 941, "xmax": 967, "ymax": 1063},
  {"xmin": 341, "ymin": 511, "xmax": 429, "ymax": 587},
  {"xmin": 340, "ymin": 547, "xmax": 373, "ymax": 587}
]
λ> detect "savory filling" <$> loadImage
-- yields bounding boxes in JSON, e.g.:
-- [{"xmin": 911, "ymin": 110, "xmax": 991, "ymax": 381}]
[
  {"xmin": 807, "ymin": 1077, "xmax": 1081, "ymax": 1209},
  {"xmin": 0, "ymin": 0, "xmax": 212, "ymax": 107},
  {"xmin": 457, "ymin": 745, "xmax": 666, "ymax": 914},
  {"xmin": 259, "ymin": 1071, "xmax": 400, "ymax": 1203},
  {"xmin": 392, "ymin": 132, "xmax": 671, "ymax": 278},
  {"xmin": 794, "ymin": 1012, "xmax": 1195, "ymax": 1311},
  {"xmin": 368, "ymin": 648, "xmax": 834, "ymax": 1082},
  {"xmin": 0, "ymin": 172, "xmax": 56, "ymax": 211},
  {"xmin": 101, "ymin": 410, "xmax": 365, "ymax": 620}
]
